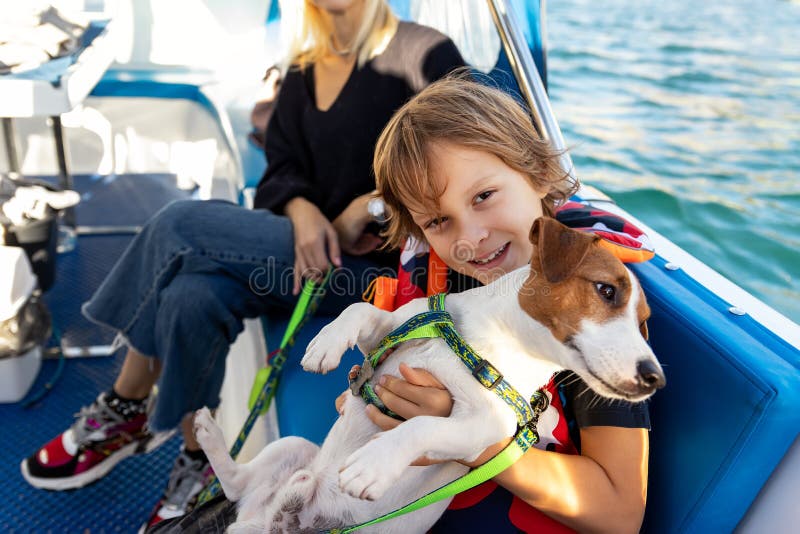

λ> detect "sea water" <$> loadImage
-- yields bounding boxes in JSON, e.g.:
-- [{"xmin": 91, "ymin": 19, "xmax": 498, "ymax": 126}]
[{"xmin": 547, "ymin": 0, "xmax": 800, "ymax": 322}]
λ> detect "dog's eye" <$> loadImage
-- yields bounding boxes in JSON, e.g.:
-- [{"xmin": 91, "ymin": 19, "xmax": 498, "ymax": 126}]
[{"xmin": 595, "ymin": 283, "xmax": 616, "ymax": 302}]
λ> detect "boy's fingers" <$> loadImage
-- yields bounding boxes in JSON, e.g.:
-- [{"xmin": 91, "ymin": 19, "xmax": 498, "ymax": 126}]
[
  {"xmin": 375, "ymin": 384, "xmax": 421, "ymax": 419},
  {"xmin": 380, "ymin": 375, "xmax": 428, "ymax": 405},
  {"xmin": 381, "ymin": 374, "xmax": 452, "ymax": 417},
  {"xmin": 308, "ymin": 244, "xmax": 328, "ymax": 281},
  {"xmin": 398, "ymin": 363, "xmax": 446, "ymax": 389},
  {"xmin": 292, "ymin": 257, "xmax": 304, "ymax": 295},
  {"xmin": 410, "ymin": 455, "xmax": 440, "ymax": 467},
  {"xmin": 335, "ymin": 390, "xmax": 348, "ymax": 415},
  {"xmin": 365, "ymin": 404, "xmax": 401, "ymax": 431}
]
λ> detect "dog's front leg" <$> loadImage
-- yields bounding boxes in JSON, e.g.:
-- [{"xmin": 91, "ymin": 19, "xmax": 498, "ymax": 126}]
[
  {"xmin": 339, "ymin": 412, "xmax": 503, "ymax": 501},
  {"xmin": 302, "ymin": 302, "xmax": 399, "ymax": 374}
]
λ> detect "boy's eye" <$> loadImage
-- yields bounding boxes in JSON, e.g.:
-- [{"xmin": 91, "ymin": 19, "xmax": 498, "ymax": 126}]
[
  {"xmin": 475, "ymin": 190, "xmax": 494, "ymax": 203},
  {"xmin": 425, "ymin": 216, "xmax": 448, "ymax": 230}
]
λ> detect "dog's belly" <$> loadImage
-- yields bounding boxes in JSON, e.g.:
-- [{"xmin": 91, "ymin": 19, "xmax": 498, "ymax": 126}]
[{"xmin": 295, "ymin": 344, "xmax": 477, "ymax": 532}]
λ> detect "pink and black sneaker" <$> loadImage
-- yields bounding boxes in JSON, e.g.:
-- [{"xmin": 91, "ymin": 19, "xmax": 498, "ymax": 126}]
[
  {"xmin": 140, "ymin": 448, "xmax": 214, "ymax": 532},
  {"xmin": 20, "ymin": 391, "xmax": 173, "ymax": 490}
]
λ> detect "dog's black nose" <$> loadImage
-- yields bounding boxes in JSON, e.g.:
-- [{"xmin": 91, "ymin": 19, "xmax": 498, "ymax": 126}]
[{"xmin": 636, "ymin": 360, "xmax": 666, "ymax": 390}]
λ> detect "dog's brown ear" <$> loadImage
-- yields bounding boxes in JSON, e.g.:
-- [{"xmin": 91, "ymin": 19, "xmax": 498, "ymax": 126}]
[
  {"xmin": 530, "ymin": 217, "xmax": 597, "ymax": 284},
  {"xmin": 639, "ymin": 320, "xmax": 650, "ymax": 341}
]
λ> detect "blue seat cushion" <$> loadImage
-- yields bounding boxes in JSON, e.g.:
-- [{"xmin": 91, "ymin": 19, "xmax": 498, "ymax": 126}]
[
  {"xmin": 634, "ymin": 257, "xmax": 800, "ymax": 532},
  {"xmin": 265, "ymin": 314, "xmax": 360, "ymax": 445}
]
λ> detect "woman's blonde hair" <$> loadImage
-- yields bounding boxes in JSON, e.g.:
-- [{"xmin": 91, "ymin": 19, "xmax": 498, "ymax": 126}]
[
  {"xmin": 282, "ymin": 0, "xmax": 398, "ymax": 69},
  {"xmin": 374, "ymin": 74, "xmax": 579, "ymax": 250}
]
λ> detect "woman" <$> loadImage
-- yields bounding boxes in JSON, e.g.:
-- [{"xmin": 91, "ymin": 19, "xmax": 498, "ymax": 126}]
[{"xmin": 19, "ymin": 0, "xmax": 464, "ymax": 529}]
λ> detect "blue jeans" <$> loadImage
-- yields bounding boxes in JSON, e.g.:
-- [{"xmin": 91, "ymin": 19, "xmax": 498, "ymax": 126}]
[{"xmin": 82, "ymin": 200, "xmax": 392, "ymax": 431}]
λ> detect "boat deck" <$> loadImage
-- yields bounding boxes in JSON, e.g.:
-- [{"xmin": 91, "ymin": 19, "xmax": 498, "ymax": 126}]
[{"xmin": 0, "ymin": 173, "xmax": 192, "ymax": 532}]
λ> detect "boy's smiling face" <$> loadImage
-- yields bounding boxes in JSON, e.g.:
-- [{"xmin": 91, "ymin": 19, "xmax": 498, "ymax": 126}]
[{"xmin": 408, "ymin": 142, "xmax": 547, "ymax": 285}]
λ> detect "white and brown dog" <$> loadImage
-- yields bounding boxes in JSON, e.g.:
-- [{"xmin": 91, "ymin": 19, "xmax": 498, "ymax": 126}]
[{"xmin": 193, "ymin": 217, "xmax": 665, "ymax": 533}]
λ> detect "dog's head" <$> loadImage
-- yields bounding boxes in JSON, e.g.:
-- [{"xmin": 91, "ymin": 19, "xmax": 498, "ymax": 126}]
[{"xmin": 519, "ymin": 217, "xmax": 665, "ymax": 402}]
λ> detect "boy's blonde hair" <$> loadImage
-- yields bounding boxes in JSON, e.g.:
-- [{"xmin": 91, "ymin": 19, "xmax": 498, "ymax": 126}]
[
  {"xmin": 284, "ymin": 0, "xmax": 398, "ymax": 70},
  {"xmin": 374, "ymin": 75, "xmax": 579, "ymax": 250}
]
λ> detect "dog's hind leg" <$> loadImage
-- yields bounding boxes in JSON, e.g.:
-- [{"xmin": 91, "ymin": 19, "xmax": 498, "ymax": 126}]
[
  {"xmin": 194, "ymin": 408, "xmax": 319, "ymax": 503},
  {"xmin": 193, "ymin": 407, "xmax": 248, "ymax": 501}
]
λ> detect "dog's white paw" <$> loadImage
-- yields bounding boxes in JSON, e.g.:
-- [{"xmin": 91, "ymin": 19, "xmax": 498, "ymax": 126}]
[
  {"xmin": 339, "ymin": 437, "xmax": 404, "ymax": 501},
  {"xmin": 193, "ymin": 407, "xmax": 225, "ymax": 454},
  {"xmin": 301, "ymin": 322, "xmax": 357, "ymax": 374}
]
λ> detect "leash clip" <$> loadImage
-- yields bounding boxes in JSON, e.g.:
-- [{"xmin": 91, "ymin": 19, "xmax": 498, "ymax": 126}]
[
  {"xmin": 349, "ymin": 358, "xmax": 375, "ymax": 396},
  {"xmin": 531, "ymin": 389, "xmax": 549, "ymax": 414},
  {"xmin": 472, "ymin": 358, "xmax": 503, "ymax": 390}
]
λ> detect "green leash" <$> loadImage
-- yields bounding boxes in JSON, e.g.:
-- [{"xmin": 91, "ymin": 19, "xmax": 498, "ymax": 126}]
[
  {"xmin": 196, "ymin": 268, "xmax": 333, "ymax": 505},
  {"xmin": 327, "ymin": 412, "xmax": 546, "ymax": 534},
  {"xmin": 336, "ymin": 293, "xmax": 549, "ymax": 533}
]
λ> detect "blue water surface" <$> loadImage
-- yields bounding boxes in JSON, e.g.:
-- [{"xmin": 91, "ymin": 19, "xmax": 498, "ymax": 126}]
[{"xmin": 547, "ymin": 0, "xmax": 800, "ymax": 322}]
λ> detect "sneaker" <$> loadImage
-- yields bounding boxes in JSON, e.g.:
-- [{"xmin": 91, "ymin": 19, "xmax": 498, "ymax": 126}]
[
  {"xmin": 141, "ymin": 449, "xmax": 214, "ymax": 532},
  {"xmin": 20, "ymin": 392, "xmax": 173, "ymax": 490}
]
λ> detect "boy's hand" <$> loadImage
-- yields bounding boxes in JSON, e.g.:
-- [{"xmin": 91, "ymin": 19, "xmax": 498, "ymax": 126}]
[
  {"xmin": 364, "ymin": 364, "xmax": 453, "ymax": 466},
  {"xmin": 286, "ymin": 197, "xmax": 340, "ymax": 294},
  {"xmin": 371, "ymin": 364, "xmax": 452, "ymax": 422},
  {"xmin": 337, "ymin": 364, "xmax": 456, "ymax": 466}
]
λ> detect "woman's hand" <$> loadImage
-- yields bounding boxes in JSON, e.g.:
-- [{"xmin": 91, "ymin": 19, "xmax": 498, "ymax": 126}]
[
  {"xmin": 332, "ymin": 193, "xmax": 383, "ymax": 256},
  {"xmin": 285, "ymin": 197, "xmax": 341, "ymax": 295}
]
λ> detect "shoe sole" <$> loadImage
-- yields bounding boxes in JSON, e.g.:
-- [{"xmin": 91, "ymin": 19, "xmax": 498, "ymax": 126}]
[{"xmin": 20, "ymin": 430, "xmax": 176, "ymax": 491}]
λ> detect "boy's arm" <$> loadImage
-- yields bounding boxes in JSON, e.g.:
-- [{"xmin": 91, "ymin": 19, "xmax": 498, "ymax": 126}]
[
  {"xmin": 369, "ymin": 371, "xmax": 648, "ymax": 534},
  {"xmin": 491, "ymin": 426, "xmax": 648, "ymax": 534}
]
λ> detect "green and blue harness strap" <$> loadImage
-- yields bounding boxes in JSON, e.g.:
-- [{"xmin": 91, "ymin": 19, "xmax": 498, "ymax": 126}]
[{"xmin": 336, "ymin": 293, "xmax": 548, "ymax": 533}]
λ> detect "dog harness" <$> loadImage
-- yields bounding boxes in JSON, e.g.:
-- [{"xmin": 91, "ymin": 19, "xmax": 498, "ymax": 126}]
[
  {"xmin": 335, "ymin": 293, "xmax": 549, "ymax": 533},
  {"xmin": 350, "ymin": 293, "xmax": 544, "ymax": 430}
]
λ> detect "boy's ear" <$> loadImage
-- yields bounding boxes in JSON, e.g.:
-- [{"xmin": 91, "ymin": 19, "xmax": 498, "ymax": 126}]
[{"xmin": 530, "ymin": 217, "xmax": 597, "ymax": 283}]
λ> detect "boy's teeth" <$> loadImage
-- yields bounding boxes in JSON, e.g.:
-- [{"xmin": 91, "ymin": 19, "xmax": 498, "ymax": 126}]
[{"xmin": 473, "ymin": 244, "xmax": 506, "ymax": 265}]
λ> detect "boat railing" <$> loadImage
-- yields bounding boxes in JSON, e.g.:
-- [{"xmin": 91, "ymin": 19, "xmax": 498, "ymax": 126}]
[{"xmin": 486, "ymin": 0, "xmax": 576, "ymax": 183}]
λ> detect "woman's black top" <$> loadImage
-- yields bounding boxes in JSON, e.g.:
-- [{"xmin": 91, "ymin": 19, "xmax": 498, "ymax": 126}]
[{"xmin": 254, "ymin": 21, "xmax": 465, "ymax": 224}]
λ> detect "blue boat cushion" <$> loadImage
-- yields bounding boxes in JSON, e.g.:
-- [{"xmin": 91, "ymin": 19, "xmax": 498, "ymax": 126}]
[
  {"xmin": 266, "ymin": 314, "xmax": 359, "ymax": 445},
  {"xmin": 633, "ymin": 258, "xmax": 800, "ymax": 533}
]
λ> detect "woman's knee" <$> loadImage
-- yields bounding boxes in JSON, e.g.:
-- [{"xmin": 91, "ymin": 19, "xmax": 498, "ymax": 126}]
[
  {"xmin": 148, "ymin": 199, "xmax": 202, "ymax": 236},
  {"xmin": 157, "ymin": 274, "xmax": 247, "ymax": 342}
]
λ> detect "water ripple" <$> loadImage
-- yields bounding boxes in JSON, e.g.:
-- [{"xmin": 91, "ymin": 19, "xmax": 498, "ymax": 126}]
[{"xmin": 548, "ymin": 0, "xmax": 800, "ymax": 321}]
